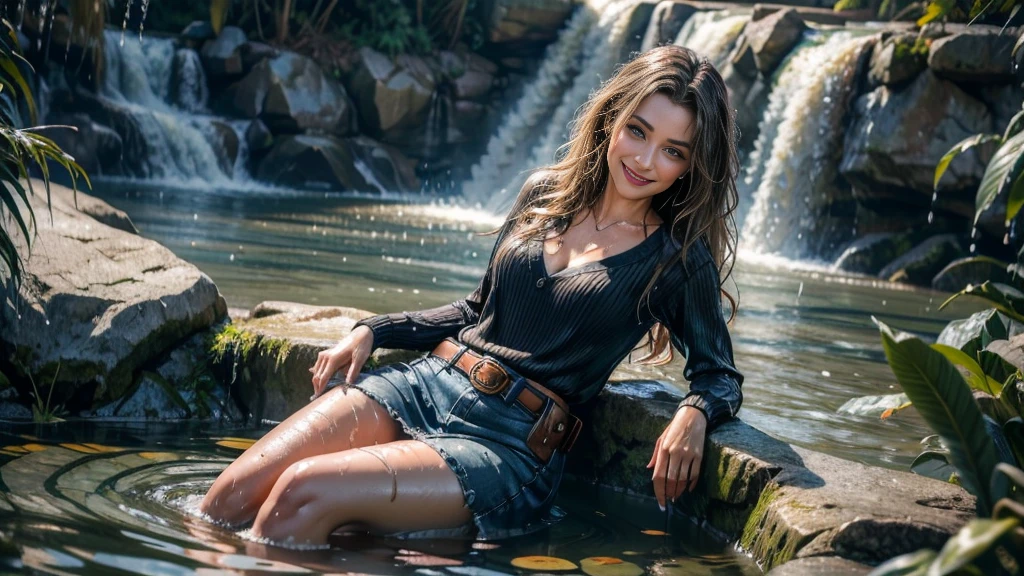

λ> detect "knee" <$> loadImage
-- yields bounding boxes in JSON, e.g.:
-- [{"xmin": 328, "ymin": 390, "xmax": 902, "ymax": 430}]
[
  {"xmin": 201, "ymin": 469, "xmax": 265, "ymax": 526},
  {"xmin": 252, "ymin": 461, "xmax": 320, "ymax": 537}
]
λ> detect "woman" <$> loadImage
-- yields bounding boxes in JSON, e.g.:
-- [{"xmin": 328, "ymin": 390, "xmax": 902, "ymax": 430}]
[{"xmin": 200, "ymin": 44, "xmax": 744, "ymax": 547}]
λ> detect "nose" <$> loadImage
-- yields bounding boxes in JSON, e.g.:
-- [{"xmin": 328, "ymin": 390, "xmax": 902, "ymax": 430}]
[{"xmin": 634, "ymin": 147, "xmax": 654, "ymax": 170}]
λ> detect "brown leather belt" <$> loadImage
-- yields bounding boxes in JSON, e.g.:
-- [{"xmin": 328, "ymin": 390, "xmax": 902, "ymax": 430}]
[{"xmin": 430, "ymin": 338, "xmax": 582, "ymax": 464}]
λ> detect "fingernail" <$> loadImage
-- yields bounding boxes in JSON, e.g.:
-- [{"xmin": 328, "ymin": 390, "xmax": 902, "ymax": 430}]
[{"xmin": 659, "ymin": 503, "xmax": 666, "ymax": 512}]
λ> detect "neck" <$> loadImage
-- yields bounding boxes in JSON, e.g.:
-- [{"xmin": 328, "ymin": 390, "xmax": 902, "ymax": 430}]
[{"xmin": 594, "ymin": 181, "xmax": 654, "ymax": 225}]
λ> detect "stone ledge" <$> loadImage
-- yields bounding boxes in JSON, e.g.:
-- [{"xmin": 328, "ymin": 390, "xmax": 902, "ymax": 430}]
[{"xmin": 222, "ymin": 306, "xmax": 975, "ymax": 572}]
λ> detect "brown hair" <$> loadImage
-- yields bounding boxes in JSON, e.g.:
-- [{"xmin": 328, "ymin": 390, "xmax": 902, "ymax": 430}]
[{"xmin": 488, "ymin": 44, "xmax": 740, "ymax": 364}]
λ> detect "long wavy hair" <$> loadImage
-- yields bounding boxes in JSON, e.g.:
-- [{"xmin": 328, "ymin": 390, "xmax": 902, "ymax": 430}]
[{"xmin": 488, "ymin": 44, "xmax": 740, "ymax": 364}]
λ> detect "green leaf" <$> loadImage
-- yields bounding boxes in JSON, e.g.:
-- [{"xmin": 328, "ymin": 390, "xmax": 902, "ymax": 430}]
[
  {"xmin": 932, "ymin": 343, "xmax": 1002, "ymax": 396},
  {"xmin": 837, "ymin": 393, "xmax": 911, "ymax": 417},
  {"xmin": 211, "ymin": 0, "xmax": 231, "ymax": 34},
  {"xmin": 976, "ymin": 130, "xmax": 1024, "ymax": 226},
  {"xmin": 999, "ymin": 419, "xmax": 1024, "ymax": 472},
  {"xmin": 917, "ymin": 0, "xmax": 956, "ymax": 26},
  {"xmin": 867, "ymin": 548, "xmax": 937, "ymax": 576},
  {"xmin": 936, "ymin": 134, "xmax": 1000, "ymax": 190},
  {"xmin": 911, "ymin": 450, "xmax": 958, "ymax": 482},
  {"xmin": 930, "ymin": 517, "xmax": 1020, "ymax": 574},
  {"xmin": 1004, "ymin": 110, "xmax": 1024, "ymax": 142},
  {"xmin": 941, "ymin": 282, "xmax": 1024, "ymax": 324},
  {"xmin": 876, "ymin": 317, "xmax": 1001, "ymax": 515},
  {"xmin": 978, "ymin": 350, "xmax": 1015, "ymax": 391},
  {"xmin": 990, "ymin": 461, "xmax": 1024, "ymax": 503}
]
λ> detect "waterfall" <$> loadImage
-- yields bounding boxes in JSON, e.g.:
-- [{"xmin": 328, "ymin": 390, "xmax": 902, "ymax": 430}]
[
  {"xmin": 738, "ymin": 31, "xmax": 874, "ymax": 259},
  {"xmin": 98, "ymin": 31, "xmax": 251, "ymax": 187},
  {"xmin": 674, "ymin": 9, "xmax": 750, "ymax": 67},
  {"xmin": 461, "ymin": 0, "xmax": 617, "ymax": 211}
]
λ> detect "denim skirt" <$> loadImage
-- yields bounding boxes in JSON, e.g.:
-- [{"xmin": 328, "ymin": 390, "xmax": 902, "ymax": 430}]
[{"xmin": 348, "ymin": 351, "xmax": 568, "ymax": 540}]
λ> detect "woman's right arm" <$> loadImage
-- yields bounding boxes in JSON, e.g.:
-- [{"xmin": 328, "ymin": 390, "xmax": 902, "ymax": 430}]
[{"xmin": 352, "ymin": 171, "xmax": 550, "ymax": 353}]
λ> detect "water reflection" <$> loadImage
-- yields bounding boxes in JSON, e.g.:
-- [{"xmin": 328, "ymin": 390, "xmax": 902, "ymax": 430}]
[{"xmin": 86, "ymin": 182, "xmax": 983, "ymax": 472}]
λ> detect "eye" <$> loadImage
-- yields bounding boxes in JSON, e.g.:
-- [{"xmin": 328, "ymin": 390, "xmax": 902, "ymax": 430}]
[
  {"xmin": 628, "ymin": 125, "xmax": 644, "ymax": 138},
  {"xmin": 664, "ymin": 148, "xmax": 682, "ymax": 158}
]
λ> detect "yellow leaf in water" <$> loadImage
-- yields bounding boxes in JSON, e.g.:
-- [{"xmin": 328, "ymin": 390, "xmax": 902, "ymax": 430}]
[
  {"xmin": 60, "ymin": 443, "xmax": 101, "ymax": 453},
  {"xmin": 581, "ymin": 557, "xmax": 643, "ymax": 576},
  {"xmin": 139, "ymin": 452, "xmax": 178, "ymax": 461},
  {"xmin": 640, "ymin": 530, "xmax": 668, "ymax": 536},
  {"xmin": 2, "ymin": 446, "xmax": 28, "ymax": 454},
  {"xmin": 510, "ymin": 556, "xmax": 578, "ymax": 571},
  {"xmin": 22, "ymin": 444, "xmax": 47, "ymax": 452},
  {"xmin": 81, "ymin": 443, "xmax": 125, "ymax": 453},
  {"xmin": 216, "ymin": 440, "xmax": 256, "ymax": 450},
  {"xmin": 0, "ymin": 449, "xmax": 23, "ymax": 457}
]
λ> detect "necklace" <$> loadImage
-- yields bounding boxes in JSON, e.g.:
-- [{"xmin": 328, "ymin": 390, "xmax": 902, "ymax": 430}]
[
  {"xmin": 592, "ymin": 206, "xmax": 650, "ymax": 232},
  {"xmin": 544, "ymin": 208, "xmax": 652, "ymax": 255}
]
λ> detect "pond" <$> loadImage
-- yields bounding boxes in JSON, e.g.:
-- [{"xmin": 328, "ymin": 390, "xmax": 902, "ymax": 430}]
[{"xmin": 0, "ymin": 420, "xmax": 761, "ymax": 574}]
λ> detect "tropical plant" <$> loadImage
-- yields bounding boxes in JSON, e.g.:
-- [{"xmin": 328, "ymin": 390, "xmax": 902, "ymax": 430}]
[
  {"xmin": 868, "ymin": 319, "xmax": 1023, "ymax": 574},
  {"xmin": 0, "ymin": 17, "xmax": 89, "ymax": 300},
  {"xmin": 916, "ymin": 0, "xmax": 1022, "ymax": 27}
]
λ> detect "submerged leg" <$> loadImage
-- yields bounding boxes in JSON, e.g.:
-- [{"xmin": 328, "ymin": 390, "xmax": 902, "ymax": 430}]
[
  {"xmin": 250, "ymin": 440, "xmax": 472, "ymax": 547},
  {"xmin": 200, "ymin": 386, "xmax": 406, "ymax": 526}
]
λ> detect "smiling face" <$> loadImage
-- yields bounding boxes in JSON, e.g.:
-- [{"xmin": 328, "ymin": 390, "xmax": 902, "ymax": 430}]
[{"xmin": 605, "ymin": 92, "xmax": 696, "ymax": 201}]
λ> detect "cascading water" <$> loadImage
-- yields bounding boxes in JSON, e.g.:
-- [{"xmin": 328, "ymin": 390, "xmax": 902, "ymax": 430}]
[
  {"xmin": 738, "ymin": 31, "xmax": 874, "ymax": 259},
  {"xmin": 673, "ymin": 9, "xmax": 750, "ymax": 67},
  {"xmin": 461, "ymin": 0, "xmax": 608, "ymax": 210},
  {"xmin": 97, "ymin": 31, "xmax": 250, "ymax": 187}
]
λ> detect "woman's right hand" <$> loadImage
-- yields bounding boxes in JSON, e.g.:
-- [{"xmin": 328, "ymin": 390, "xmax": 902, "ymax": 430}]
[{"xmin": 310, "ymin": 325, "xmax": 375, "ymax": 397}]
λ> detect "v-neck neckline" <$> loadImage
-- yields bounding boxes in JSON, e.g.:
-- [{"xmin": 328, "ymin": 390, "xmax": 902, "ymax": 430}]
[{"xmin": 530, "ymin": 224, "xmax": 666, "ymax": 280}]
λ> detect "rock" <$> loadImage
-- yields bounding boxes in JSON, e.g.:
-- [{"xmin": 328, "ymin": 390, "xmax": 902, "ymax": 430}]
[
  {"xmin": 239, "ymin": 41, "xmax": 278, "ymax": 75},
  {"xmin": 0, "ymin": 181, "xmax": 228, "ymax": 406},
  {"xmin": 641, "ymin": 1, "xmax": 696, "ymax": 51},
  {"xmin": 200, "ymin": 26, "xmax": 247, "ymax": 78},
  {"xmin": 256, "ymin": 135, "xmax": 417, "ymax": 193},
  {"xmin": 832, "ymin": 232, "xmax": 917, "ymax": 275},
  {"xmin": 486, "ymin": 0, "xmax": 575, "ymax": 51},
  {"xmin": 743, "ymin": 8, "xmax": 808, "ymax": 75},
  {"xmin": 878, "ymin": 234, "xmax": 965, "ymax": 285},
  {"xmin": 216, "ymin": 300, "xmax": 973, "ymax": 571},
  {"xmin": 45, "ymin": 112, "xmax": 124, "ymax": 178},
  {"xmin": 976, "ymin": 83, "xmax": 1024, "ymax": 138},
  {"xmin": 345, "ymin": 47, "xmax": 434, "ymax": 136},
  {"xmin": 210, "ymin": 303, "xmax": 422, "ymax": 422},
  {"xmin": 568, "ymin": 381, "xmax": 972, "ymax": 572},
  {"xmin": 928, "ymin": 30, "xmax": 1015, "ymax": 82},
  {"xmin": 931, "ymin": 256, "xmax": 1014, "ymax": 292},
  {"xmin": 0, "ymin": 402, "xmax": 31, "ymax": 421},
  {"xmin": 766, "ymin": 556, "xmax": 870, "ymax": 575},
  {"xmin": 244, "ymin": 119, "xmax": 273, "ymax": 154},
  {"xmin": 222, "ymin": 51, "xmax": 358, "ymax": 136},
  {"xmin": 840, "ymin": 71, "xmax": 993, "ymax": 210},
  {"xmin": 867, "ymin": 33, "xmax": 926, "ymax": 87},
  {"xmin": 180, "ymin": 21, "xmax": 216, "ymax": 49},
  {"xmin": 61, "ymin": 89, "xmax": 148, "ymax": 179},
  {"xmin": 208, "ymin": 120, "xmax": 240, "ymax": 175},
  {"xmin": 620, "ymin": 2, "xmax": 659, "ymax": 61},
  {"xmin": 439, "ymin": 50, "xmax": 497, "ymax": 101}
]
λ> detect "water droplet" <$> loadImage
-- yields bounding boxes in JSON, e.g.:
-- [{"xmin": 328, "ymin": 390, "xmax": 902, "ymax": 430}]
[
  {"xmin": 432, "ymin": 277, "xmax": 437, "ymax": 283},
  {"xmin": 969, "ymin": 243, "xmax": 977, "ymax": 253},
  {"xmin": 927, "ymin": 212, "xmax": 934, "ymax": 224},
  {"xmin": 821, "ymin": 370, "xmax": 831, "ymax": 377},
  {"xmin": 342, "ymin": 257, "xmax": 347, "ymax": 262},
  {"xmin": 193, "ymin": 213, "xmax": 198, "ymax": 221},
  {"xmin": 229, "ymin": 254, "xmax": 235, "ymax": 262},
  {"xmin": 882, "ymin": 300, "xmax": 887, "ymax": 306}
]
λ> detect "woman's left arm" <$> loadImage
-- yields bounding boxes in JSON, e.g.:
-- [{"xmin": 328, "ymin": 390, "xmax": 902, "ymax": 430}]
[{"xmin": 647, "ymin": 256, "xmax": 744, "ymax": 509}]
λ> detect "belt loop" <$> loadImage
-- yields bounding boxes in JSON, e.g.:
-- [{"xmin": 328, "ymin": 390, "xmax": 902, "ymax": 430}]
[{"xmin": 503, "ymin": 375, "xmax": 528, "ymax": 406}]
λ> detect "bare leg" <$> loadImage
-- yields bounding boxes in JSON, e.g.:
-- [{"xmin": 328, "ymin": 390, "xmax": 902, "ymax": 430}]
[
  {"xmin": 200, "ymin": 386, "xmax": 405, "ymax": 526},
  {"xmin": 250, "ymin": 440, "xmax": 472, "ymax": 547}
]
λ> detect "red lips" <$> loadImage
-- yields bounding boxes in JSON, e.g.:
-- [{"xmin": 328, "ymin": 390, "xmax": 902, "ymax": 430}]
[{"xmin": 622, "ymin": 162, "xmax": 653, "ymax": 186}]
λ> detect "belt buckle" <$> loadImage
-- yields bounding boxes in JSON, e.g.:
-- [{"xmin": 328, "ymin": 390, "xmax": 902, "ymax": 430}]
[{"xmin": 470, "ymin": 357, "xmax": 510, "ymax": 395}]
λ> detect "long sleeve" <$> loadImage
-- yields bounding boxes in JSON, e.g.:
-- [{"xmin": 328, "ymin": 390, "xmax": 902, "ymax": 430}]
[
  {"xmin": 354, "ymin": 219, "xmax": 512, "ymax": 352},
  {"xmin": 654, "ymin": 250, "xmax": 744, "ymax": 431}
]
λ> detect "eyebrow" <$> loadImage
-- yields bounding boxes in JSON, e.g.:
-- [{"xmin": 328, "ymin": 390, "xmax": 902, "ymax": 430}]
[{"xmin": 631, "ymin": 114, "xmax": 692, "ymax": 149}]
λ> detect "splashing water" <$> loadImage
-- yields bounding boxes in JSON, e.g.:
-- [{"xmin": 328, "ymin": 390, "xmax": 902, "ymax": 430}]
[{"xmin": 739, "ymin": 31, "xmax": 874, "ymax": 258}]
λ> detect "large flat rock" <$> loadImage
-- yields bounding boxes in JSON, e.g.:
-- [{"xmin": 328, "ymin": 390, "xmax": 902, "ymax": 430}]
[
  {"xmin": 1, "ymin": 180, "xmax": 227, "ymax": 404},
  {"xmin": 222, "ymin": 305, "xmax": 974, "ymax": 572}
]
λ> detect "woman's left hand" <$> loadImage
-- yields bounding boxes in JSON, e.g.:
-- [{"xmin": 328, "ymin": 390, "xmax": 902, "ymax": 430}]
[{"xmin": 646, "ymin": 406, "xmax": 707, "ymax": 510}]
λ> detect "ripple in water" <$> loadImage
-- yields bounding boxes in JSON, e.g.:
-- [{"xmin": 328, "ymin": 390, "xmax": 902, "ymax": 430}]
[{"xmin": 0, "ymin": 422, "xmax": 759, "ymax": 575}]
